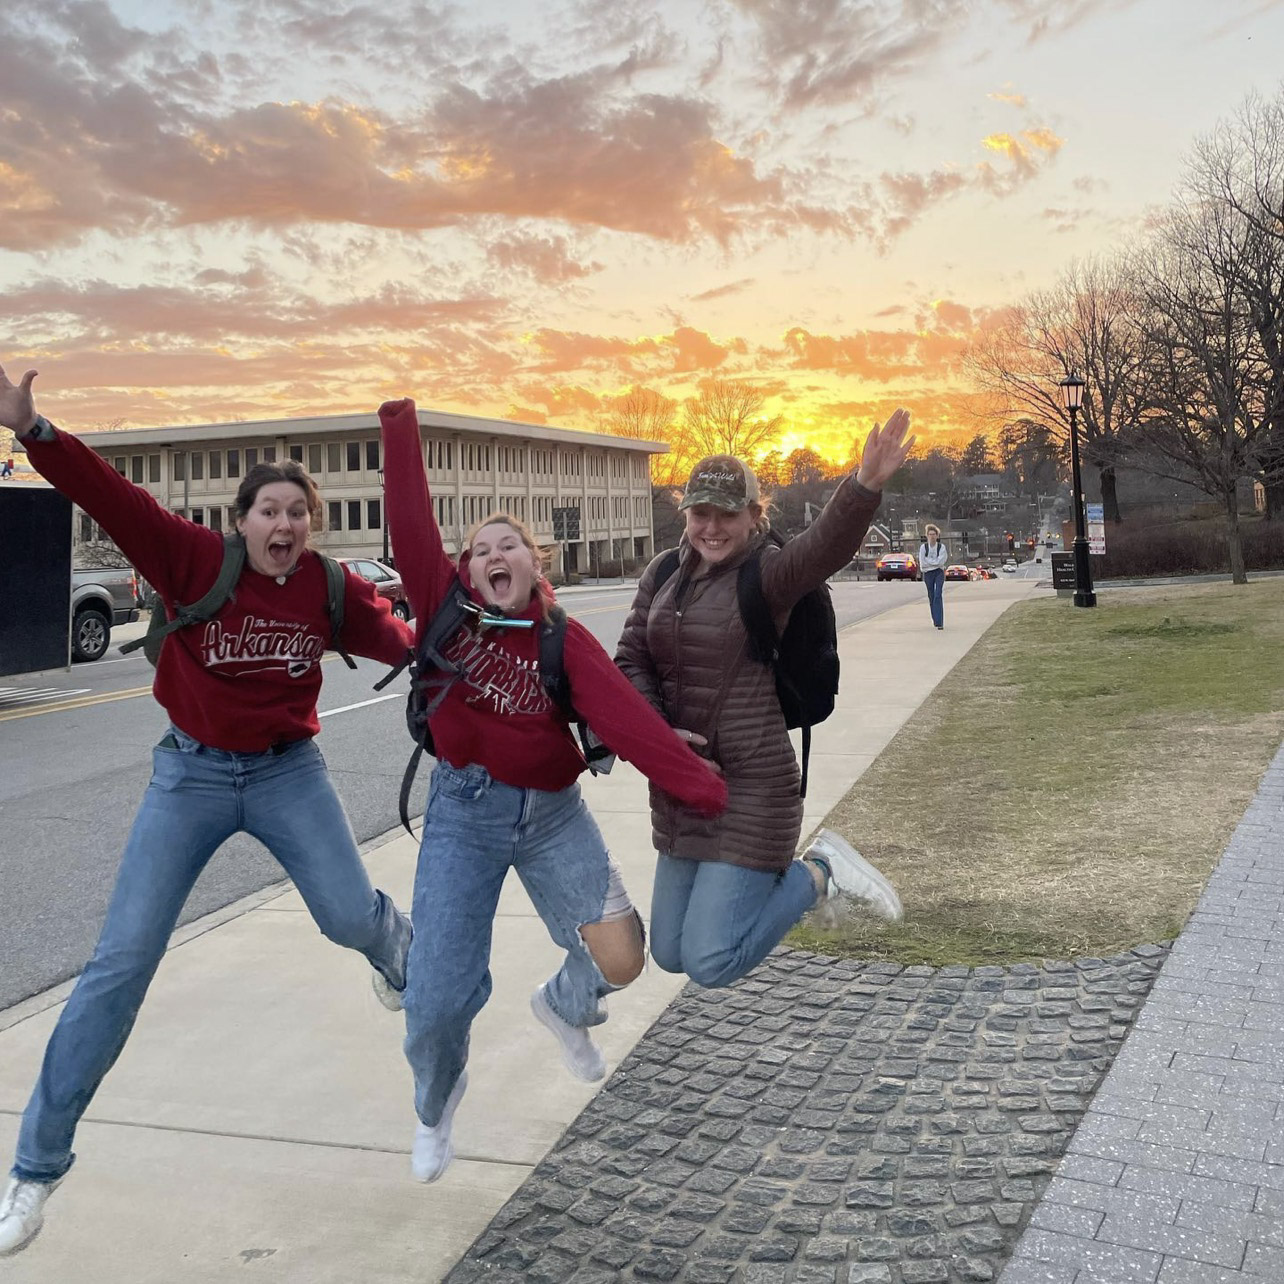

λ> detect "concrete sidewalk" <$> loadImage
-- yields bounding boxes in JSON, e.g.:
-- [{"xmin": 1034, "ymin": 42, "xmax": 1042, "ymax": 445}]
[{"xmin": 0, "ymin": 576, "xmax": 1043, "ymax": 1283}]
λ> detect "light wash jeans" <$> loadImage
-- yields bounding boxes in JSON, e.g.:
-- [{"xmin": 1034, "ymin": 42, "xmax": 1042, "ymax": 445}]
[
  {"xmin": 649, "ymin": 853, "xmax": 818, "ymax": 988},
  {"xmin": 12, "ymin": 726, "xmax": 410, "ymax": 1184},
  {"xmin": 923, "ymin": 567, "xmax": 945, "ymax": 628},
  {"xmin": 404, "ymin": 760, "xmax": 618, "ymax": 1127}
]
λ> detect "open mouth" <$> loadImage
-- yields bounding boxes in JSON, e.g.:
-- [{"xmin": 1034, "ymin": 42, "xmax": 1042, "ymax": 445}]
[
  {"xmin": 268, "ymin": 539, "xmax": 294, "ymax": 565},
  {"xmin": 487, "ymin": 567, "xmax": 513, "ymax": 597}
]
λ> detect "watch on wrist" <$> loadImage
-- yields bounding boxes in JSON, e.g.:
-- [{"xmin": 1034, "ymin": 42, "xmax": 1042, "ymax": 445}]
[{"xmin": 21, "ymin": 414, "xmax": 54, "ymax": 442}]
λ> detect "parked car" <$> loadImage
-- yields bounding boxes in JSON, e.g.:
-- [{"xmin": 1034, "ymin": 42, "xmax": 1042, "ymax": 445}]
[
  {"xmin": 72, "ymin": 565, "xmax": 140, "ymax": 662},
  {"xmin": 972, "ymin": 565, "xmax": 996, "ymax": 580},
  {"xmin": 875, "ymin": 552, "xmax": 919, "ymax": 581},
  {"xmin": 944, "ymin": 564, "xmax": 971, "ymax": 582},
  {"xmin": 338, "ymin": 557, "xmax": 412, "ymax": 619}
]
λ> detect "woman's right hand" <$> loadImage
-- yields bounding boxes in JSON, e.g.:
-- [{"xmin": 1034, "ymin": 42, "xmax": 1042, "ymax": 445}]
[{"xmin": 0, "ymin": 363, "xmax": 38, "ymax": 435}]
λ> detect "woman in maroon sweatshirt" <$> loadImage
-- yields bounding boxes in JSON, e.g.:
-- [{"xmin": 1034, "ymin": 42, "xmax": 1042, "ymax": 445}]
[
  {"xmin": 378, "ymin": 397, "xmax": 726, "ymax": 1185},
  {"xmin": 0, "ymin": 364, "xmax": 414, "ymax": 1259}
]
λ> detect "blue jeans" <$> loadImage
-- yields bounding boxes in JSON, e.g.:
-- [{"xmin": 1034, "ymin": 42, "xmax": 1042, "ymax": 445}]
[
  {"xmin": 649, "ymin": 853, "xmax": 818, "ymax": 988},
  {"xmin": 923, "ymin": 568, "xmax": 945, "ymax": 628},
  {"xmin": 12, "ymin": 727, "xmax": 410, "ymax": 1184},
  {"xmin": 404, "ymin": 761, "xmax": 618, "ymax": 1126}
]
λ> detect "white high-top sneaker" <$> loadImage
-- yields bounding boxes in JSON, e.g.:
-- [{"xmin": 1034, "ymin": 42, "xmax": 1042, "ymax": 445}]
[
  {"xmin": 411, "ymin": 1071, "xmax": 469, "ymax": 1184},
  {"xmin": 530, "ymin": 983, "xmax": 606, "ymax": 1082},
  {"xmin": 0, "ymin": 1175, "xmax": 64, "ymax": 1257},
  {"xmin": 806, "ymin": 828, "xmax": 903, "ymax": 921}
]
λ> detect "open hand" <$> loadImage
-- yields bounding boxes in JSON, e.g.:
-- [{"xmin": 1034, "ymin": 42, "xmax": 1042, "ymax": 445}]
[
  {"xmin": 0, "ymin": 363, "xmax": 38, "ymax": 435},
  {"xmin": 855, "ymin": 408, "xmax": 915, "ymax": 491}
]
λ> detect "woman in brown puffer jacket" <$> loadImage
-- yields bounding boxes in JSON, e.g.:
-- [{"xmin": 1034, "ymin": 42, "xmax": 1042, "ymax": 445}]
[{"xmin": 615, "ymin": 410, "xmax": 914, "ymax": 987}]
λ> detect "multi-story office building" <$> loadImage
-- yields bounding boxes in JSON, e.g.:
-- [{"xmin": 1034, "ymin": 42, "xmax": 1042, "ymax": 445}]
[{"xmin": 80, "ymin": 409, "xmax": 665, "ymax": 576}]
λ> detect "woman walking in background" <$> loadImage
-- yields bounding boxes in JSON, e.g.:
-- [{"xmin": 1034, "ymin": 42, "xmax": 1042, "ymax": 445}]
[
  {"xmin": 615, "ymin": 411, "xmax": 914, "ymax": 991},
  {"xmin": 919, "ymin": 523, "xmax": 948, "ymax": 630}
]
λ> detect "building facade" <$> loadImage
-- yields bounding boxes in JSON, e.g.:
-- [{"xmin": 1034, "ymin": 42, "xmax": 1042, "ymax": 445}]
[{"xmin": 80, "ymin": 409, "xmax": 665, "ymax": 575}]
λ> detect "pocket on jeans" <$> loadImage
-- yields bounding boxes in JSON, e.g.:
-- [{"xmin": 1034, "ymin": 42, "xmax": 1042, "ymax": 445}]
[{"xmin": 434, "ymin": 764, "xmax": 491, "ymax": 802}]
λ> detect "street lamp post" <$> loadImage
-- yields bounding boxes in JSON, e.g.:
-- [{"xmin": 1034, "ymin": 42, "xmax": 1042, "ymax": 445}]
[
  {"xmin": 376, "ymin": 468, "xmax": 390, "ymax": 564},
  {"xmin": 1058, "ymin": 373, "xmax": 1096, "ymax": 608}
]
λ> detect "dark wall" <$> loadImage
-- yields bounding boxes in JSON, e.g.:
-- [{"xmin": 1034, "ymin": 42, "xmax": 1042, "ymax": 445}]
[{"xmin": 0, "ymin": 488, "xmax": 72, "ymax": 677}]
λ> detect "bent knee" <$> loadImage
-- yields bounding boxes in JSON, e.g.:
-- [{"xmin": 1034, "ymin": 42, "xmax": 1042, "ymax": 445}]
[
  {"xmin": 684, "ymin": 954, "xmax": 741, "ymax": 989},
  {"xmin": 582, "ymin": 913, "xmax": 645, "ymax": 987}
]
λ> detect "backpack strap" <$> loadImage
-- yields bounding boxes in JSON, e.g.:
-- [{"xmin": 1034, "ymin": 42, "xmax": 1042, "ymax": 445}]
[
  {"xmin": 539, "ymin": 605, "xmax": 615, "ymax": 774},
  {"xmin": 382, "ymin": 577, "xmax": 475, "ymax": 836},
  {"xmin": 320, "ymin": 554, "xmax": 357, "ymax": 669},
  {"xmin": 735, "ymin": 536, "xmax": 815, "ymax": 798},
  {"xmin": 653, "ymin": 548, "xmax": 681, "ymax": 593},
  {"xmin": 121, "ymin": 533, "xmax": 247, "ymax": 662}
]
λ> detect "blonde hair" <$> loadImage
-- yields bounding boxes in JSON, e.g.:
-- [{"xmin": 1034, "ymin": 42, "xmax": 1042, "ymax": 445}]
[{"xmin": 924, "ymin": 523, "xmax": 941, "ymax": 540}]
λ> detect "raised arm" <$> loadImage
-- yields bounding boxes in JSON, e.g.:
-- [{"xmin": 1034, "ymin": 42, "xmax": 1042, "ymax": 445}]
[
  {"xmin": 760, "ymin": 408, "xmax": 915, "ymax": 611},
  {"xmin": 566, "ymin": 619, "xmax": 726, "ymax": 816},
  {"xmin": 0, "ymin": 361, "xmax": 213, "ymax": 594},
  {"xmin": 377, "ymin": 397, "xmax": 458, "ymax": 625}
]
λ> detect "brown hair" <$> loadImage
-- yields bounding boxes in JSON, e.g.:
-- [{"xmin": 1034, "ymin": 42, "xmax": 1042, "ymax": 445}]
[{"xmin": 234, "ymin": 460, "xmax": 322, "ymax": 529}]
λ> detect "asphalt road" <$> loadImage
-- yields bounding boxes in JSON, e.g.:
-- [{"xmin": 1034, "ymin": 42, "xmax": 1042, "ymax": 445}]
[{"xmin": 0, "ymin": 577, "xmax": 938, "ymax": 1010}]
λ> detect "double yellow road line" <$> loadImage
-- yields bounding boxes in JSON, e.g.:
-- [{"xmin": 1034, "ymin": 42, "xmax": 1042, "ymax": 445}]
[{"xmin": 0, "ymin": 684, "xmax": 156, "ymax": 724}]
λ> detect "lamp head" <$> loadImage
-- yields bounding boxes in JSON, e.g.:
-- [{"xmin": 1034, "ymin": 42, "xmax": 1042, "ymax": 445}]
[{"xmin": 1059, "ymin": 372, "xmax": 1085, "ymax": 411}]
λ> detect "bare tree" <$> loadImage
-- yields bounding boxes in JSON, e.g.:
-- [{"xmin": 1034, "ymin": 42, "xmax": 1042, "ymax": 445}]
[
  {"xmin": 603, "ymin": 386, "xmax": 679, "ymax": 442},
  {"xmin": 681, "ymin": 379, "xmax": 784, "ymax": 463},
  {"xmin": 966, "ymin": 256, "xmax": 1150, "ymax": 524},
  {"xmin": 1190, "ymin": 89, "xmax": 1284, "ymax": 517},
  {"xmin": 1130, "ymin": 189, "xmax": 1280, "ymax": 584}
]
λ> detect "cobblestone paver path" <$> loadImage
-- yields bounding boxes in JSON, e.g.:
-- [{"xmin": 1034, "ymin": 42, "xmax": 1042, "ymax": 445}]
[{"xmin": 445, "ymin": 946, "xmax": 1167, "ymax": 1284}]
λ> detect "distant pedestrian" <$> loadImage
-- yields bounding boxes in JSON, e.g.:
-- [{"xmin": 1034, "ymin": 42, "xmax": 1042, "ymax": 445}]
[
  {"xmin": 0, "ymin": 456, "xmax": 13, "ymax": 479},
  {"xmin": 615, "ymin": 411, "xmax": 915, "ymax": 992},
  {"xmin": 0, "ymin": 361, "xmax": 415, "ymax": 1258},
  {"xmin": 919, "ymin": 523, "xmax": 948, "ymax": 630},
  {"xmin": 378, "ymin": 397, "xmax": 726, "ymax": 1186}
]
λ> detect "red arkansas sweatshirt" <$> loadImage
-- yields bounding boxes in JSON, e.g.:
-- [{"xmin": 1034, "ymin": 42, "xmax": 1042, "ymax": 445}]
[
  {"xmin": 379, "ymin": 398, "xmax": 726, "ymax": 815},
  {"xmin": 22, "ymin": 423, "xmax": 413, "ymax": 751}
]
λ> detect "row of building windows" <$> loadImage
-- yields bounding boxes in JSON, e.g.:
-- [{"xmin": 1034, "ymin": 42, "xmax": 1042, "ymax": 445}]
[{"xmin": 110, "ymin": 439, "xmax": 649, "ymax": 490}]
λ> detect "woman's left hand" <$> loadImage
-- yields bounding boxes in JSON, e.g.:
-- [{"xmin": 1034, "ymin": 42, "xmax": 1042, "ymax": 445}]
[{"xmin": 855, "ymin": 408, "xmax": 915, "ymax": 491}]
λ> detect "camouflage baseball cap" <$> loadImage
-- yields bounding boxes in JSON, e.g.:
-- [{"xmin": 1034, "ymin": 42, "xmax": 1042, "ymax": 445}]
[{"xmin": 678, "ymin": 455, "xmax": 761, "ymax": 512}]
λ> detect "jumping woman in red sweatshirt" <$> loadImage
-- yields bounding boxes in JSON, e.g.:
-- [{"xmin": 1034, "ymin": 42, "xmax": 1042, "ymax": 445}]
[
  {"xmin": 378, "ymin": 398, "xmax": 727, "ymax": 1185},
  {"xmin": 0, "ymin": 364, "xmax": 414, "ymax": 1257}
]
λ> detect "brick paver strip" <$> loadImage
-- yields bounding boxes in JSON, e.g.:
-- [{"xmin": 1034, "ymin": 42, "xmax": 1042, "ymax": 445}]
[
  {"xmin": 1002, "ymin": 741, "xmax": 1284, "ymax": 1284},
  {"xmin": 445, "ymin": 941, "xmax": 1166, "ymax": 1283}
]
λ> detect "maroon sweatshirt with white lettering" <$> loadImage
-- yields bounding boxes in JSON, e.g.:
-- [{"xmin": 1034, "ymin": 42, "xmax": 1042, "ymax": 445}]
[
  {"xmin": 379, "ymin": 398, "xmax": 726, "ymax": 815},
  {"xmin": 21, "ymin": 423, "xmax": 413, "ymax": 751}
]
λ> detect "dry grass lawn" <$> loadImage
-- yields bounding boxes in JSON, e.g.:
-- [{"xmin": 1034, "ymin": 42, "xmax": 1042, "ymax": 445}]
[{"xmin": 792, "ymin": 578, "xmax": 1284, "ymax": 966}]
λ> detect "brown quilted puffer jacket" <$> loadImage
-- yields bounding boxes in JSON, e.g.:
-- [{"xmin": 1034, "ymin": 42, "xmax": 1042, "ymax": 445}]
[{"xmin": 615, "ymin": 474, "xmax": 881, "ymax": 872}]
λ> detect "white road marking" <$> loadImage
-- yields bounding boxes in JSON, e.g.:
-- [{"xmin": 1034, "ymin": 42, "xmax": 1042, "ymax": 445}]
[{"xmin": 318, "ymin": 693, "xmax": 402, "ymax": 719}]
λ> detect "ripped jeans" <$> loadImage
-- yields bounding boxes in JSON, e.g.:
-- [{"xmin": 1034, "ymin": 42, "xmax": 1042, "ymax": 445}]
[{"xmin": 404, "ymin": 761, "xmax": 625, "ymax": 1126}]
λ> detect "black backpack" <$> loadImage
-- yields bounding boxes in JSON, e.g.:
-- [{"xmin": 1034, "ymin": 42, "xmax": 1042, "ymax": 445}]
[
  {"xmin": 375, "ymin": 576, "xmax": 614, "ymax": 836},
  {"xmin": 654, "ymin": 531, "xmax": 838, "ymax": 797},
  {"xmin": 120, "ymin": 533, "xmax": 355, "ymax": 670}
]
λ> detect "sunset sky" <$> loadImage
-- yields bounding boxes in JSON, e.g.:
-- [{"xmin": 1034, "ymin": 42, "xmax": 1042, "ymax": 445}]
[{"xmin": 2, "ymin": 0, "xmax": 1282, "ymax": 462}]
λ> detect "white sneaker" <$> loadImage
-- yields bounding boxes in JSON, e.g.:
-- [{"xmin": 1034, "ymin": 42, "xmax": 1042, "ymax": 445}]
[
  {"xmin": 806, "ymin": 829, "xmax": 903, "ymax": 921},
  {"xmin": 411, "ymin": 1070, "xmax": 468, "ymax": 1184},
  {"xmin": 371, "ymin": 968, "xmax": 405, "ymax": 1012},
  {"xmin": 530, "ymin": 983, "xmax": 606, "ymax": 1082},
  {"xmin": 0, "ymin": 1175, "xmax": 63, "ymax": 1257}
]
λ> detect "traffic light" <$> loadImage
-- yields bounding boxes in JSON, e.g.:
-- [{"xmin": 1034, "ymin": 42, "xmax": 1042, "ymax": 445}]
[{"xmin": 1006, "ymin": 532, "xmax": 1015, "ymax": 553}]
